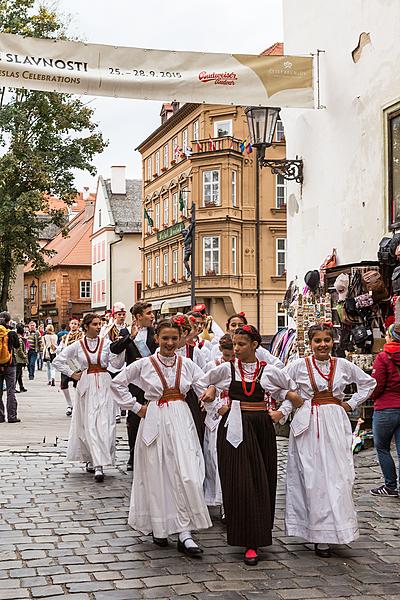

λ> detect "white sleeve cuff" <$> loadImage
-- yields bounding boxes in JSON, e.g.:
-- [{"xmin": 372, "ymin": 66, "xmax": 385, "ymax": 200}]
[{"xmin": 131, "ymin": 401, "xmax": 143, "ymax": 414}]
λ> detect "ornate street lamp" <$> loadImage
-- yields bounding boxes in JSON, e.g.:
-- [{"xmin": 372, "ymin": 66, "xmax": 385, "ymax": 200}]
[
  {"xmin": 29, "ymin": 280, "xmax": 37, "ymax": 303},
  {"xmin": 245, "ymin": 106, "xmax": 303, "ymax": 183}
]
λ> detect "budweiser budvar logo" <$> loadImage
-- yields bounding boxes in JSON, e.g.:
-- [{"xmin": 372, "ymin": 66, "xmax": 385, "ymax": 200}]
[{"xmin": 198, "ymin": 71, "xmax": 237, "ymax": 86}]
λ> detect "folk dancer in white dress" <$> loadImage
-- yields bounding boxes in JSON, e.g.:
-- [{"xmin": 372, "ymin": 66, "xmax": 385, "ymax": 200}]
[
  {"xmin": 56, "ymin": 317, "xmax": 83, "ymax": 417},
  {"xmin": 110, "ymin": 318, "xmax": 215, "ymax": 556},
  {"xmin": 203, "ymin": 334, "xmax": 235, "ymax": 515},
  {"xmin": 202, "ymin": 325, "xmax": 302, "ymax": 566},
  {"xmin": 270, "ymin": 323, "xmax": 376, "ymax": 557},
  {"xmin": 53, "ymin": 313, "xmax": 124, "ymax": 483}
]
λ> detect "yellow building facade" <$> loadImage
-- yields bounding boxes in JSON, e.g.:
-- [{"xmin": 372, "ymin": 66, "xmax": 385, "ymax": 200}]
[{"xmin": 137, "ymin": 102, "xmax": 287, "ymax": 337}]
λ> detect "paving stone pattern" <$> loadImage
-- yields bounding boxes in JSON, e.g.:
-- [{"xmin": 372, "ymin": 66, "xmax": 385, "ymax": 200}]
[{"xmin": 0, "ymin": 374, "xmax": 399, "ymax": 599}]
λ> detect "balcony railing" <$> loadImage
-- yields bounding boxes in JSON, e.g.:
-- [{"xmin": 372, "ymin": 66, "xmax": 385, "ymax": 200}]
[{"xmin": 191, "ymin": 136, "xmax": 243, "ymax": 155}]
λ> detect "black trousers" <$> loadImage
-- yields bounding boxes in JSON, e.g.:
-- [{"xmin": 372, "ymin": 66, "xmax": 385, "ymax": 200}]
[{"xmin": 16, "ymin": 364, "xmax": 24, "ymax": 391}]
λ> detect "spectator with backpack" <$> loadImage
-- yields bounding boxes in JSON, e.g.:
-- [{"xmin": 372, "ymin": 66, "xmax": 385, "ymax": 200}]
[{"xmin": 0, "ymin": 311, "xmax": 21, "ymax": 423}]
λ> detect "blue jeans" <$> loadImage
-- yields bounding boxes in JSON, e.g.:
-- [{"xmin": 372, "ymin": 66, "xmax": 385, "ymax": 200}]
[
  {"xmin": 373, "ymin": 408, "xmax": 400, "ymax": 490},
  {"xmin": 27, "ymin": 350, "xmax": 37, "ymax": 379}
]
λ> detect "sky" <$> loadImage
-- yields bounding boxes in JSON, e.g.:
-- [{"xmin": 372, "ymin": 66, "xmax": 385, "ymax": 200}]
[{"xmin": 56, "ymin": 0, "xmax": 284, "ymax": 192}]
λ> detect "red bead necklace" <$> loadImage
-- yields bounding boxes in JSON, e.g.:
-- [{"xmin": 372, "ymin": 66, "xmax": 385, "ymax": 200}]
[
  {"xmin": 312, "ymin": 355, "xmax": 334, "ymax": 382},
  {"xmin": 84, "ymin": 336, "xmax": 100, "ymax": 354},
  {"xmin": 157, "ymin": 353, "xmax": 177, "ymax": 368},
  {"xmin": 238, "ymin": 359, "xmax": 260, "ymax": 397}
]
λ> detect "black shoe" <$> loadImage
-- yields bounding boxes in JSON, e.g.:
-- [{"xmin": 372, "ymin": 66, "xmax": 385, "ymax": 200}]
[
  {"xmin": 8, "ymin": 418, "xmax": 21, "ymax": 423},
  {"xmin": 29, "ymin": 377, "xmax": 34, "ymax": 380},
  {"xmin": 126, "ymin": 463, "xmax": 133, "ymax": 472},
  {"xmin": 85, "ymin": 462, "xmax": 95, "ymax": 473},
  {"xmin": 152, "ymin": 534, "xmax": 168, "ymax": 547},
  {"xmin": 244, "ymin": 548, "xmax": 259, "ymax": 565},
  {"xmin": 51, "ymin": 379, "xmax": 55, "ymax": 387},
  {"xmin": 20, "ymin": 388, "xmax": 28, "ymax": 392},
  {"xmin": 121, "ymin": 410, "xmax": 127, "ymax": 416},
  {"xmin": 177, "ymin": 538, "xmax": 203, "ymax": 556},
  {"xmin": 48, "ymin": 381, "xmax": 52, "ymax": 386},
  {"xmin": 15, "ymin": 390, "xmax": 21, "ymax": 394},
  {"xmin": 314, "ymin": 543, "xmax": 331, "ymax": 558}
]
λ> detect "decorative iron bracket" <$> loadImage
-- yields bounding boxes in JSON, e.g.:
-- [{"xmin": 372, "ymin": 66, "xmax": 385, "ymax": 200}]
[{"xmin": 259, "ymin": 157, "xmax": 303, "ymax": 184}]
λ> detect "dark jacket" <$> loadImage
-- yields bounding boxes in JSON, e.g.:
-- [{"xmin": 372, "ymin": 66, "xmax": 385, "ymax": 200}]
[
  {"xmin": 110, "ymin": 327, "xmax": 158, "ymax": 404},
  {"xmin": 0, "ymin": 325, "xmax": 20, "ymax": 368},
  {"xmin": 371, "ymin": 349, "xmax": 400, "ymax": 410}
]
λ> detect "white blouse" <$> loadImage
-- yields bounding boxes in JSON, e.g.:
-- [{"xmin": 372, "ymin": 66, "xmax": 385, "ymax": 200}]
[{"xmin": 53, "ymin": 336, "xmax": 123, "ymax": 376}]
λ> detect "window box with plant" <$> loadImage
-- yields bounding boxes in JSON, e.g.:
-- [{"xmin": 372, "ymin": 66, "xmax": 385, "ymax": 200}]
[
  {"xmin": 205, "ymin": 269, "xmax": 217, "ymax": 276},
  {"xmin": 170, "ymin": 159, "xmax": 176, "ymax": 166},
  {"xmin": 161, "ymin": 166, "xmax": 167, "ymax": 172},
  {"xmin": 203, "ymin": 201, "xmax": 217, "ymax": 208},
  {"xmin": 171, "ymin": 277, "xmax": 177, "ymax": 284},
  {"xmin": 161, "ymin": 280, "xmax": 168, "ymax": 286},
  {"xmin": 146, "ymin": 284, "xmax": 151, "ymax": 289},
  {"xmin": 153, "ymin": 173, "xmax": 158, "ymax": 178},
  {"xmin": 180, "ymin": 275, "xmax": 187, "ymax": 281}
]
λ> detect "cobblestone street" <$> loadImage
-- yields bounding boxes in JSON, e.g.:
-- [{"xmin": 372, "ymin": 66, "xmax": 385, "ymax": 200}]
[{"xmin": 0, "ymin": 372, "xmax": 400, "ymax": 600}]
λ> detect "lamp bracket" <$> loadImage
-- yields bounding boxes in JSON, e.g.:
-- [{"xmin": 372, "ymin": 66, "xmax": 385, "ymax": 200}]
[{"xmin": 259, "ymin": 157, "xmax": 303, "ymax": 184}]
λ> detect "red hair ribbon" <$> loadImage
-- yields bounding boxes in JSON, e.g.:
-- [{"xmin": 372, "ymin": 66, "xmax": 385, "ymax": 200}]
[
  {"xmin": 324, "ymin": 321, "xmax": 333, "ymax": 328},
  {"xmin": 242, "ymin": 325, "xmax": 252, "ymax": 332},
  {"xmin": 173, "ymin": 316, "xmax": 186, "ymax": 326},
  {"xmin": 239, "ymin": 311, "xmax": 246, "ymax": 317}
]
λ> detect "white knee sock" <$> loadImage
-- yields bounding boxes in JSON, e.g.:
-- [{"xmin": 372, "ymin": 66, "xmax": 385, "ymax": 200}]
[
  {"xmin": 178, "ymin": 531, "xmax": 197, "ymax": 548},
  {"xmin": 63, "ymin": 389, "xmax": 73, "ymax": 408}
]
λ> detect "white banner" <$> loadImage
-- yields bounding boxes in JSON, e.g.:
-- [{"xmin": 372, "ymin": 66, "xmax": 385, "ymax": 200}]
[{"xmin": 0, "ymin": 33, "xmax": 314, "ymax": 108}]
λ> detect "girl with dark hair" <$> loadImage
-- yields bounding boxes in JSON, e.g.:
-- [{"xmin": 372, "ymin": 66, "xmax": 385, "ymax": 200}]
[
  {"xmin": 202, "ymin": 324, "xmax": 301, "ymax": 565},
  {"xmin": 272, "ymin": 322, "xmax": 376, "ymax": 557},
  {"xmin": 53, "ymin": 313, "xmax": 124, "ymax": 483},
  {"xmin": 110, "ymin": 318, "xmax": 214, "ymax": 555}
]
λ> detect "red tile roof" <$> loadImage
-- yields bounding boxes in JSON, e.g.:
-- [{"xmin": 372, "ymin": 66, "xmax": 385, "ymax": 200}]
[
  {"xmin": 261, "ymin": 42, "xmax": 284, "ymax": 56},
  {"xmin": 37, "ymin": 192, "xmax": 95, "ymax": 216}
]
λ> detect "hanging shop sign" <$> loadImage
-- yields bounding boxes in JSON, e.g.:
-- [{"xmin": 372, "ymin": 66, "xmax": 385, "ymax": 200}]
[
  {"xmin": 0, "ymin": 33, "xmax": 314, "ymax": 108},
  {"xmin": 157, "ymin": 222, "xmax": 184, "ymax": 242}
]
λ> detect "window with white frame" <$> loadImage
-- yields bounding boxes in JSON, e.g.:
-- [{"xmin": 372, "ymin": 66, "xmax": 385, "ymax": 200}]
[
  {"xmin": 172, "ymin": 136, "xmax": 178, "ymax": 161},
  {"xmin": 203, "ymin": 236, "xmax": 220, "ymax": 275},
  {"xmin": 50, "ymin": 280, "xmax": 56, "ymax": 302},
  {"xmin": 41, "ymin": 282, "xmax": 47, "ymax": 302},
  {"xmin": 146, "ymin": 157, "xmax": 152, "ymax": 180},
  {"xmin": 163, "ymin": 144, "xmax": 169, "ymax": 169},
  {"xmin": 276, "ymin": 119, "xmax": 285, "ymax": 142},
  {"xmin": 193, "ymin": 120, "xmax": 199, "ymax": 142},
  {"xmin": 203, "ymin": 170, "xmax": 220, "ymax": 206},
  {"xmin": 182, "ymin": 128, "xmax": 188, "ymax": 154},
  {"xmin": 172, "ymin": 249, "xmax": 178, "ymax": 281},
  {"xmin": 80, "ymin": 280, "xmax": 91, "ymax": 299},
  {"xmin": 277, "ymin": 302, "xmax": 288, "ymax": 330},
  {"xmin": 163, "ymin": 252, "xmax": 168, "ymax": 283},
  {"xmin": 163, "ymin": 197, "xmax": 169, "ymax": 226},
  {"xmin": 276, "ymin": 174, "xmax": 287, "ymax": 208},
  {"xmin": 155, "ymin": 255, "xmax": 160, "ymax": 285},
  {"xmin": 172, "ymin": 192, "xmax": 178, "ymax": 222},
  {"xmin": 155, "ymin": 151, "xmax": 160, "ymax": 175},
  {"xmin": 232, "ymin": 170, "xmax": 237, "ymax": 207},
  {"xmin": 276, "ymin": 238, "xmax": 287, "ymax": 276},
  {"xmin": 232, "ymin": 237, "xmax": 237, "ymax": 275},
  {"xmin": 147, "ymin": 257, "xmax": 152, "ymax": 287},
  {"xmin": 155, "ymin": 203, "xmax": 160, "ymax": 229},
  {"xmin": 214, "ymin": 119, "xmax": 232, "ymax": 138}
]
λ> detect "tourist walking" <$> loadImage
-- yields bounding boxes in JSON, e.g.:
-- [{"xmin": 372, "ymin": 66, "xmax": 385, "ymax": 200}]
[
  {"xmin": 110, "ymin": 318, "xmax": 214, "ymax": 554},
  {"xmin": 43, "ymin": 325, "xmax": 58, "ymax": 386},
  {"xmin": 37, "ymin": 324, "xmax": 45, "ymax": 371},
  {"xmin": 203, "ymin": 325, "xmax": 301, "ymax": 565},
  {"xmin": 53, "ymin": 313, "xmax": 124, "ymax": 482},
  {"xmin": 27, "ymin": 322, "xmax": 43, "ymax": 380},
  {"xmin": 57, "ymin": 318, "xmax": 83, "ymax": 417},
  {"xmin": 275, "ymin": 323, "xmax": 376, "ymax": 557},
  {"xmin": 369, "ymin": 323, "xmax": 400, "ymax": 497},
  {"xmin": 15, "ymin": 324, "xmax": 28, "ymax": 393},
  {"xmin": 0, "ymin": 312, "xmax": 21, "ymax": 423}
]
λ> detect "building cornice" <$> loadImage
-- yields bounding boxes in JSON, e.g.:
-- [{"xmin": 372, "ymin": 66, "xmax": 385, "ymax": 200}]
[{"xmin": 136, "ymin": 103, "xmax": 199, "ymax": 153}]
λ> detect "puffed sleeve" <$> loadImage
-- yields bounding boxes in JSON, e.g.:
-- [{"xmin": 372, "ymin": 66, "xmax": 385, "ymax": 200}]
[
  {"xmin": 256, "ymin": 346, "xmax": 284, "ymax": 369},
  {"xmin": 200, "ymin": 361, "xmax": 231, "ymax": 392},
  {"xmin": 190, "ymin": 361, "xmax": 211, "ymax": 397},
  {"xmin": 52, "ymin": 342, "xmax": 78, "ymax": 377},
  {"xmin": 260, "ymin": 364, "xmax": 297, "ymax": 403},
  {"xmin": 110, "ymin": 360, "xmax": 144, "ymax": 412},
  {"xmin": 344, "ymin": 360, "xmax": 376, "ymax": 410}
]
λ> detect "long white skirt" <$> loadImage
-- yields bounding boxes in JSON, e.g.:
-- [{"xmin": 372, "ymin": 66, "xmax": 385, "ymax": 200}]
[
  {"xmin": 67, "ymin": 371, "xmax": 117, "ymax": 467},
  {"xmin": 129, "ymin": 400, "xmax": 212, "ymax": 539},
  {"xmin": 285, "ymin": 404, "xmax": 359, "ymax": 544},
  {"xmin": 203, "ymin": 425, "xmax": 223, "ymax": 506}
]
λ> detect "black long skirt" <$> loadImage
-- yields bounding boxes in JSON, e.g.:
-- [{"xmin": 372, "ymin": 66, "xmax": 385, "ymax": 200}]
[
  {"xmin": 217, "ymin": 410, "xmax": 277, "ymax": 548},
  {"xmin": 186, "ymin": 389, "xmax": 205, "ymax": 447}
]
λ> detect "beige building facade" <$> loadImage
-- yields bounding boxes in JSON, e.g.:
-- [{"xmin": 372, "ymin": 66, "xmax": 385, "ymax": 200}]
[{"xmin": 138, "ymin": 102, "xmax": 287, "ymax": 337}]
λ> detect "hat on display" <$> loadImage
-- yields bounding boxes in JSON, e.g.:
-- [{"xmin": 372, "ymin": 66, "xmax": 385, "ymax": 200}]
[
  {"xmin": 112, "ymin": 302, "xmax": 126, "ymax": 315},
  {"xmin": 334, "ymin": 273, "xmax": 349, "ymax": 301},
  {"xmin": 304, "ymin": 270, "xmax": 320, "ymax": 293},
  {"xmin": 392, "ymin": 266, "xmax": 400, "ymax": 293}
]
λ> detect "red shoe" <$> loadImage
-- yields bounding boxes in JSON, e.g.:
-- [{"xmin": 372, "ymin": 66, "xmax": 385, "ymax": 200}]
[{"xmin": 244, "ymin": 548, "xmax": 259, "ymax": 565}]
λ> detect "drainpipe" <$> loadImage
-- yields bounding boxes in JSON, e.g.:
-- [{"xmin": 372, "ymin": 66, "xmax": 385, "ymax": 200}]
[{"xmin": 109, "ymin": 232, "xmax": 123, "ymax": 309}]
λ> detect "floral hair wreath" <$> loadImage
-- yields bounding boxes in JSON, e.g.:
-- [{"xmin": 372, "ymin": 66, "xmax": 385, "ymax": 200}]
[{"xmin": 172, "ymin": 315, "xmax": 186, "ymax": 326}]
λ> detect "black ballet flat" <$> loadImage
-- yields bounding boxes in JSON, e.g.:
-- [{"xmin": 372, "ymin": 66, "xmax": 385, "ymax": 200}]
[
  {"xmin": 314, "ymin": 543, "xmax": 331, "ymax": 558},
  {"xmin": 177, "ymin": 538, "xmax": 203, "ymax": 555},
  {"xmin": 152, "ymin": 534, "xmax": 168, "ymax": 547},
  {"xmin": 244, "ymin": 548, "xmax": 259, "ymax": 566}
]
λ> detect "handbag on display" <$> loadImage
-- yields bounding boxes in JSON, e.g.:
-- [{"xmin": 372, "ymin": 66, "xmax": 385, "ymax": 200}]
[
  {"xmin": 362, "ymin": 270, "xmax": 389, "ymax": 301},
  {"xmin": 336, "ymin": 302, "xmax": 360, "ymax": 326},
  {"xmin": 351, "ymin": 324, "xmax": 370, "ymax": 347},
  {"xmin": 355, "ymin": 292, "xmax": 374, "ymax": 309}
]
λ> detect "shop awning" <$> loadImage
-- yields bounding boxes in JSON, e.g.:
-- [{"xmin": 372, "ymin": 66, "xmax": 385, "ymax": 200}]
[
  {"xmin": 161, "ymin": 295, "xmax": 192, "ymax": 313},
  {"xmin": 149, "ymin": 299, "xmax": 165, "ymax": 311}
]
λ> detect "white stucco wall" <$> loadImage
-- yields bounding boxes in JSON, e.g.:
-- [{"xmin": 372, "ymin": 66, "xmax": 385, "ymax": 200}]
[
  {"xmin": 282, "ymin": 0, "xmax": 400, "ymax": 280},
  {"xmin": 111, "ymin": 235, "xmax": 142, "ymax": 313}
]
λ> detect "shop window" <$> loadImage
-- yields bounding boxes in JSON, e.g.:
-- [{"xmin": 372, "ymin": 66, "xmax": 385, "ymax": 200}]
[
  {"xmin": 203, "ymin": 236, "xmax": 220, "ymax": 275},
  {"xmin": 388, "ymin": 109, "xmax": 400, "ymax": 228},
  {"xmin": 276, "ymin": 174, "xmax": 287, "ymax": 208},
  {"xmin": 80, "ymin": 280, "xmax": 91, "ymax": 299},
  {"xmin": 276, "ymin": 238, "xmax": 287, "ymax": 276},
  {"xmin": 202, "ymin": 170, "xmax": 220, "ymax": 207},
  {"xmin": 214, "ymin": 119, "xmax": 232, "ymax": 138}
]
